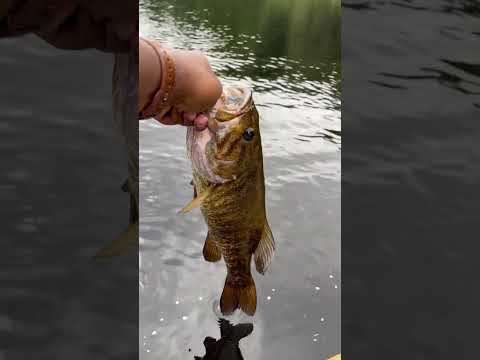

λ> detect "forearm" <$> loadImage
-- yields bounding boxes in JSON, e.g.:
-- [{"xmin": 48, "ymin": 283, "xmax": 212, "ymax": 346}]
[{"xmin": 139, "ymin": 38, "xmax": 162, "ymax": 113}]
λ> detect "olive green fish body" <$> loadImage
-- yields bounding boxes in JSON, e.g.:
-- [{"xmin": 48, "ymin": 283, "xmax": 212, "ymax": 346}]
[{"xmin": 185, "ymin": 85, "xmax": 275, "ymax": 316}]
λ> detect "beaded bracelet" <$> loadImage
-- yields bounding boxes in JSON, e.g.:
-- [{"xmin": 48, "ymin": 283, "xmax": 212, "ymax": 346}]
[{"xmin": 139, "ymin": 38, "xmax": 176, "ymax": 120}]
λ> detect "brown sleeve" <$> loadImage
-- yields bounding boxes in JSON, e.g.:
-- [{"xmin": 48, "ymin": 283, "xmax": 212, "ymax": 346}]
[{"xmin": 0, "ymin": 0, "xmax": 137, "ymax": 53}]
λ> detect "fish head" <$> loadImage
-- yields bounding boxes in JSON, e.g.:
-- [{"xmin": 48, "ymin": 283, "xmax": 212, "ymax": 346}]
[{"xmin": 187, "ymin": 84, "xmax": 262, "ymax": 185}]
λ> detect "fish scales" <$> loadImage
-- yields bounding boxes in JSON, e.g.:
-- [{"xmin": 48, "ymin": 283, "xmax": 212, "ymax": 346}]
[{"xmin": 183, "ymin": 85, "xmax": 275, "ymax": 316}]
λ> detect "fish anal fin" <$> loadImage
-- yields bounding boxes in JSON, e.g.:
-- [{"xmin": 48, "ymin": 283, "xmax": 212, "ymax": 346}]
[
  {"xmin": 94, "ymin": 221, "xmax": 138, "ymax": 259},
  {"xmin": 220, "ymin": 274, "xmax": 256, "ymax": 316},
  {"xmin": 203, "ymin": 232, "xmax": 221, "ymax": 262},
  {"xmin": 254, "ymin": 221, "xmax": 275, "ymax": 274},
  {"xmin": 178, "ymin": 189, "xmax": 209, "ymax": 214}
]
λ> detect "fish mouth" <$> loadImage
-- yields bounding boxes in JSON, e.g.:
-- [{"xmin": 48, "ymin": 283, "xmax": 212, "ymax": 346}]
[
  {"xmin": 187, "ymin": 84, "xmax": 252, "ymax": 184},
  {"xmin": 211, "ymin": 85, "xmax": 253, "ymax": 124},
  {"xmin": 206, "ymin": 84, "xmax": 253, "ymax": 144}
]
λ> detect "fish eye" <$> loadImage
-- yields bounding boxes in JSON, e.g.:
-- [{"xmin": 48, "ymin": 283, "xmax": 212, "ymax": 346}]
[{"xmin": 242, "ymin": 128, "xmax": 255, "ymax": 141}]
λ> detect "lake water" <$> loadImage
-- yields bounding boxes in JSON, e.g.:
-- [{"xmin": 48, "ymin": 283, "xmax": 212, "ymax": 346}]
[
  {"xmin": 139, "ymin": 0, "xmax": 341, "ymax": 359},
  {"xmin": 342, "ymin": 1, "xmax": 480, "ymax": 358},
  {"xmin": 0, "ymin": 35, "xmax": 137, "ymax": 359}
]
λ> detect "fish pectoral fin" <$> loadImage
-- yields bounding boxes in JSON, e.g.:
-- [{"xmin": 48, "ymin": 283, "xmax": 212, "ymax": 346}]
[
  {"xmin": 254, "ymin": 221, "xmax": 275, "ymax": 275},
  {"xmin": 178, "ymin": 188, "xmax": 210, "ymax": 214},
  {"xmin": 203, "ymin": 232, "xmax": 221, "ymax": 262},
  {"xmin": 94, "ymin": 221, "xmax": 138, "ymax": 259}
]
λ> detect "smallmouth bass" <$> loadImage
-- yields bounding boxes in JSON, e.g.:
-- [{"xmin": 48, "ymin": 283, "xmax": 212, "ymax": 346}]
[{"xmin": 182, "ymin": 85, "xmax": 275, "ymax": 316}]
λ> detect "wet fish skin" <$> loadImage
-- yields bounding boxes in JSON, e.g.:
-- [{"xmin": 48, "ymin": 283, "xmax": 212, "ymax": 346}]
[{"xmin": 185, "ymin": 85, "xmax": 275, "ymax": 316}]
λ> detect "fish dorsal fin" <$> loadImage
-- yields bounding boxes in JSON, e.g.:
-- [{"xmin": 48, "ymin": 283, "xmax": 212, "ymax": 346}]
[
  {"xmin": 254, "ymin": 220, "xmax": 275, "ymax": 275},
  {"xmin": 178, "ymin": 188, "xmax": 210, "ymax": 214}
]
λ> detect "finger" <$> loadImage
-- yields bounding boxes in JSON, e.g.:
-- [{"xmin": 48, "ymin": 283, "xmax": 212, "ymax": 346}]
[
  {"xmin": 186, "ymin": 76, "xmax": 223, "ymax": 114},
  {"xmin": 171, "ymin": 108, "xmax": 183, "ymax": 125},
  {"xmin": 157, "ymin": 114, "xmax": 174, "ymax": 125},
  {"xmin": 183, "ymin": 112, "xmax": 196, "ymax": 126},
  {"xmin": 194, "ymin": 114, "xmax": 209, "ymax": 131},
  {"xmin": 155, "ymin": 107, "xmax": 174, "ymax": 125},
  {"xmin": 154, "ymin": 107, "xmax": 182, "ymax": 125}
]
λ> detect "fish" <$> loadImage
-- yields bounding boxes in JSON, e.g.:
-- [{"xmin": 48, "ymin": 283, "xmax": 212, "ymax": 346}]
[
  {"xmin": 194, "ymin": 318, "xmax": 253, "ymax": 360},
  {"xmin": 182, "ymin": 84, "xmax": 275, "ymax": 316}
]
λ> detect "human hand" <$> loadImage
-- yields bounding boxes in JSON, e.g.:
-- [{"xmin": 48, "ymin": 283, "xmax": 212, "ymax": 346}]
[{"xmin": 155, "ymin": 49, "xmax": 222, "ymax": 131}]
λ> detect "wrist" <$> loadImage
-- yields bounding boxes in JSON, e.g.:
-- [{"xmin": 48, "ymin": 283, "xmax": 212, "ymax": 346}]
[
  {"xmin": 139, "ymin": 38, "xmax": 176, "ymax": 120},
  {"xmin": 139, "ymin": 38, "xmax": 162, "ymax": 113}
]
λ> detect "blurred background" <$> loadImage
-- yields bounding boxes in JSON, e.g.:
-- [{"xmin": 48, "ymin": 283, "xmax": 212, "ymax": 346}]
[{"xmin": 0, "ymin": 34, "xmax": 137, "ymax": 360}]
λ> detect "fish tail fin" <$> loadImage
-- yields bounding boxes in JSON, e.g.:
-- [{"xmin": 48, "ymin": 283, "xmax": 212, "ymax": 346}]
[
  {"xmin": 220, "ymin": 273, "xmax": 257, "ymax": 316},
  {"xmin": 238, "ymin": 276, "xmax": 257, "ymax": 316}
]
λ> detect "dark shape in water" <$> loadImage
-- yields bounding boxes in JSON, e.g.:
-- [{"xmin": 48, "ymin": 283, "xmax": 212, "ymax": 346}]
[
  {"xmin": 94, "ymin": 51, "xmax": 139, "ymax": 259},
  {"xmin": 194, "ymin": 319, "xmax": 253, "ymax": 360}
]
